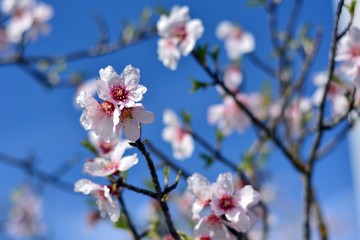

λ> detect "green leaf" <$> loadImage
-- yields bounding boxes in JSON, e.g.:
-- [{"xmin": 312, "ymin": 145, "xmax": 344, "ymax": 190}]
[
  {"xmin": 81, "ymin": 139, "xmax": 97, "ymax": 155},
  {"xmin": 199, "ymin": 153, "xmax": 214, "ymax": 167},
  {"xmin": 216, "ymin": 129, "xmax": 224, "ymax": 144},
  {"xmin": 181, "ymin": 111, "xmax": 192, "ymax": 125},
  {"xmin": 163, "ymin": 166, "xmax": 170, "ymax": 179},
  {"xmin": 209, "ymin": 45, "xmax": 220, "ymax": 62},
  {"xmin": 345, "ymin": 0, "xmax": 356, "ymax": 16},
  {"xmin": 145, "ymin": 179, "xmax": 155, "ymax": 191},
  {"xmin": 189, "ymin": 77, "xmax": 210, "ymax": 93},
  {"xmin": 114, "ymin": 213, "xmax": 129, "ymax": 230},
  {"xmin": 194, "ymin": 44, "xmax": 208, "ymax": 65}
]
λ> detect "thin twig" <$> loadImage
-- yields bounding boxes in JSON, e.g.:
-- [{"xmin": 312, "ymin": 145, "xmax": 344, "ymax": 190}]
[
  {"xmin": 118, "ymin": 193, "xmax": 141, "ymax": 240},
  {"xmin": 133, "ymin": 139, "xmax": 181, "ymax": 240}
]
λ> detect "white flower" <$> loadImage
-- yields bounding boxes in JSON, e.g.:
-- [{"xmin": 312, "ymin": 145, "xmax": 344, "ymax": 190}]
[
  {"xmin": 216, "ymin": 21, "xmax": 255, "ymax": 60},
  {"xmin": 118, "ymin": 104, "xmax": 155, "ymax": 141},
  {"xmin": 312, "ymin": 71, "xmax": 349, "ymax": 117},
  {"xmin": 3, "ymin": 0, "xmax": 53, "ymax": 43},
  {"xmin": 74, "ymin": 179, "xmax": 120, "ymax": 222},
  {"xmin": 186, "ymin": 173, "xmax": 211, "ymax": 220},
  {"xmin": 74, "ymin": 78, "xmax": 98, "ymax": 109},
  {"xmin": 208, "ymin": 94, "xmax": 263, "ymax": 135},
  {"xmin": 284, "ymin": 98, "xmax": 313, "ymax": 135},
  {"xmin": 209, "ymin": 173, "xmax": 260, "ymax": 232},
  {"xmin": 157, "ymin": 5, "xmax": 204, "ymax": 70},
  {"xmin": 88, "ymin": 131, "xmax": 120, "ymax": 157},
  {"xmin": 6, "ymin": 185, "xmax": 46, "ymax": 237},
  {"xmin": 194, "ymin": 213, "xmax": 236, "ymax": 240},
  {"xmin": 97, "ymin": 65, "xmax": 147, "ymax": 109},
  {"xmin": 84, "ymin": 139, "xmax": 138, "ymax": 176},
  {"xmin": 77, "ymin": 65, "xmax": 154, "ymax": 142},
  {"xmin": 162, "ymin": 109, "xmax": 194, "ymax": 160},
  {"xmin": 77, "ymin": 91, "xmax": 121, "ymax": 142}
]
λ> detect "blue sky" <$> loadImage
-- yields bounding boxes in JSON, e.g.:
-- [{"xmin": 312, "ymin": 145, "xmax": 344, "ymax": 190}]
[{"xmin": 0, "ymin": 0, "xmax": 358, "ymax": 239}]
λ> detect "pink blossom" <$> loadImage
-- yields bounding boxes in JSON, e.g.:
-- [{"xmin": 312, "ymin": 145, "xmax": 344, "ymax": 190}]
[
  {"xmin": 88, "ymin": 131, "xmax": 120, "ymax": 157},
  {"xmin": 157, "ymin": 5, "xmax": 204, "ymax": 70},
  {"xmin": 336, "ymin": 27, "xmax": 360, "ymax": 81},
  {"xmin": 162, "ymin": 109, "xmax": 194, "ymax": 160},
  {"xmin": 84, "ymin": 139, "xmax": 138, "ymax": 176},
  {"xmin": 209, "ymin": 173, "xmax": 260, "ymax": 232},
  {"xmin": 6, "ymin": 185, "xmax": 46, "ymax": 237},
  {"xmin": 186, "ymin": 173, "xmax": 211, "ymax": 220},
  {"xmin": 97, "ymin": 65, "xmax": 147, "ymax": 109},
  {"xmin": 285, "ymin": 98, "xmax": 313, "ymax": 135},
  {"xmin": 2, "ymin": 0, "xmax": 53, "ymax": 43},
  {"xmin": 216, "ymin": 64, "xmax": 243, "ymax": 94},
  {"xmin": 208, "ymin": 94, "xmax": 263, "ymax": 135},
  {"xmin": 117, "ymin": 104, "xmax": 155, "ymax": 141},
  {"xmin": 216, "ymin": 21, "xmax": 255, "ymax": 60},
  {"xmin": 77, "ymin": 91, "xmax": 121, "ymax": 141},
  {"xmin": 312, "ymin": 71, "xmax": 349, "ymax": 117},
  {"xmin": 194, "ymin": 213, "xmax": 236, "ymax": 240},
  {"xmin": 74, "ymin": 179, "xmax": 120, "ymax": 222},
  {"xmin": 77, "ymin": 65, "xmax": 154, "ymax": 142}
]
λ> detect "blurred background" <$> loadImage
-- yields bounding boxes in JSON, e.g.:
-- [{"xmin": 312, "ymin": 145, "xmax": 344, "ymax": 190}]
[{"xmin": 0, "ymin": 0, "xmax": 358, "ymax": 239}]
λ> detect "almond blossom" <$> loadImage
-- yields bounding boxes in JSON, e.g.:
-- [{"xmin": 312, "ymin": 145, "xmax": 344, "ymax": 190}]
[
  {"xmin": 208, "ymin": 93, "xmax": 264, "ymax": 135},
  {"xmin": 194, "ymin": 213, "xmax": 236, "ymax": 240},
  {"xmin": 336, "ymin": 27, "xmax": 360, "ymax": 82},
  {"xmin": 162, "ymin": 109, "xmax": 194, "ymax": 160},
  {"xmin": 77, "ymin": 65, "xmax": 154, "ymax": 142},
  {"xmin": 210, "ymin": 173, "xmax": 260, "ymax": 232},
  {"xmin": 74, "ymin": 179, "xmax": 120, "ymax": 222},
  {"xmin": 284, "ymin": 98, "xmax": 313, "ymax": 136},
  {"xmin": 187, "ymin": 172, "xmax": 261, "ymax": 237},
  {"xmin": 312, "ymin": 71, "xmax": 349, "ymax": 117},
  {"xmin": 77, "ymin": 91, "xmax": 120, "ymax": 141},
  {"xmin": 216, "ymin": 64, "xmax": 243, "ymax": 94},
  {"xmin": 84, "ymin": 139, "xmax": 138, "ymax": 176},
  {"xmin": 97, "ymin": 65, "xmax": 147, "ymax": 109},
  {"xmin": 2, "ymin": 0, "xmax": 53, "ymax": 43},
  {"xmin": 88, "ymin": 131, "xmax": 120, "ymax": 157},
  {"xmin": 117, "ymin": 104, "xmax": 155, "ymax": 141},
  {"xmin": 6, "ymin": 185, "xmax": 46, "ymax": 238},
  {"xmin": 216, "ymin": 21, "xmax": 255, "ymax": 60},
  {"xmin": 186, "ymin": 173, "xmax": 211, "ymax": 220},
  {"xmin": 157, "ymin": 5, "xmax": 204, "ymax": 70}
]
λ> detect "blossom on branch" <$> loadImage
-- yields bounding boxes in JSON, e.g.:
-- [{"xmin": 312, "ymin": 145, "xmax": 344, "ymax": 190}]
[
  {"xmin": 216, "ymin": 21, "xmax": 255, "ymax": 60},
  {"xmin": 162, "ymin": 109, "xmax": 194, "ymax": 160},
  {"xmin": 84, "ymin": 138, "xmax": 138, "ymax": 177},
  {"xmin": 157, "ymin": 5, "xmax": 204, "ymax": 70},
  {"xmin": 77, "ymin": 65, "xmax": 154, "ymax": 141},
  {"xmin": 336, "ymin": 27, "xmax": 360, "ymax": 82},
  {"xmin": 74, "ymin": 179, "xmax": 120, "ymax": 222},
  {"xmin": 6, "ymin": 185, "xmax": 46, "ymax": 238},
  {"xmin": 2, "ymin": 0, "xmax": 53, "ymax": 43},
  {"xmin": 187, "ymin": 172, "xmax": 261, "ymax": 237},
  {"xmin": 208, "ymin": 93, "xmax": 264, "ymax": 135},
  {"xmin": 312, "ymin": 71, "xmax": 349, "ymax": 117}
]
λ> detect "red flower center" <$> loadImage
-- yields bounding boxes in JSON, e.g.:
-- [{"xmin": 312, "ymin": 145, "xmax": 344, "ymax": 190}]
[
  {"xmin": 111, "ymin": 85, "xmax": 128, "ymax": 102},
  {"xmin": 99, "ymin": 101, "xmax": 115, "ymax": 115},
  {"xmin": 218, "ymin": 194, "xmax": 235, "ymax": 211}
]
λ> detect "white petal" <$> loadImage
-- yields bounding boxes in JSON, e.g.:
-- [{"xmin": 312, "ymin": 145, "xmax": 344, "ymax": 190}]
[
  {"xmin": 118, "ymin": 154, "xmax": 139, "ymax": 171},
  {"xmin": 74, "ymin": 179, "xmax": 101, "ymax": 194},
  {"xmin": 237, "ymin": 185, "xmax": 261, "ymax": 209}
]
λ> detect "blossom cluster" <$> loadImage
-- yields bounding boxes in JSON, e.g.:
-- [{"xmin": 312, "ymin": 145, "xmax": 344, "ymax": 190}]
[
  {"xmin": 74, "ymin": 131, "xmax": 139, "ymax": 223},
  {"xmin": 74, "ymin": 65, "xmax": 153, "ymax": 223},
  {"xmin": 77, "ymin": 65, "xmax": 154, "ymax": 142},
  {"xmin": 187, "ymin": 172, "xmax": 261, "ymax": 239},
  {"xmin": 0, "ymin": 0, "xmax": 53, "ymax": 46},
  {"xmin": 162, "ymin": 109, "xmax": 194, "ymax": 160},
  {"xmin": 157, "ymin": 5, "xmax": 204, "ymax": 70},
  {"xmin": 6, "ymin": 185, "xmax": 46, "ymax": 238}
]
